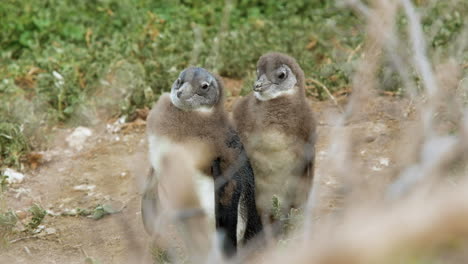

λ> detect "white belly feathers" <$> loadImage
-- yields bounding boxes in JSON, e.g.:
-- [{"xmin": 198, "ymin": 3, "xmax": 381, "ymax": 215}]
[{"xmin": 245, "ymin": 130, "xmax": 303, "ymax": 213}]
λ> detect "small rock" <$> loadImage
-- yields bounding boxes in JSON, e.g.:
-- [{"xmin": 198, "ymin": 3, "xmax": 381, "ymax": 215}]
[
  {"xmin": 52, "ymin": 71, "xmax": 64, "ymax": 81},
  {"xmin": 379, "ymin": 157, "xmax": 390, "ymax": 166},
  {"xmin": 120, "ymin": 172, "xmax": 127, "ymax": 178},
  {"xmin": 364, "ymin": 136, "xmax": 376, "ymax": 143},
  {"xmin": 45, "ymin": 227, "xmax": 57, "ymax": 235},
  {"xmin": 46, "ymin": 210, "xmax": 60, "ymax": 216},
  {"xmin": 63, "ymin": 208, "xmax": 77, "ymax": 215},
  {"xmin": 66, "ymin": 127, "xmax": 93, "ymax": 151},
  {"xmin": 4, "ymin": 168, "xmax": 25, "ymax": 184},
  {"xmin": 106, "ymin": 116, "xmax": 126, "ymax": 134},
  {"xmin": 24, "ymin": 246, "xmax": 32, "ymax": 256},
  {"xmin": 73, "ymin": 184, "xmax": 96, "ymax": 191},
  {"xmin": 33, "ymin": 225, "xmax": 45, "ymax": 234}
]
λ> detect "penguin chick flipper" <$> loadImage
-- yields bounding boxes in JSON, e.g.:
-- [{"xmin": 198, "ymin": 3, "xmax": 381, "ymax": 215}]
[
  {"xmin": 213, "ymin": 157, "xmax": 240, "ymax": 257},
  {"xmin": 225, "ymin": 130, "xmax": 263, "ymax": 245},
  {"xmin": 141, "ymin": 167, "xmax": 160, "ymax": 236},
  {"xmin": 238, "ymin": 155, "xmax": 263, "ymax": 244},
  {"xmin": 299, "ymin": 135, "xmax": 316, "ymax": 206}
]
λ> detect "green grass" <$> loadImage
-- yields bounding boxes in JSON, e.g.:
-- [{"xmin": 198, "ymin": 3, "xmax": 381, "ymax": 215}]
[
  {"xmin": 27, "ymin": 204, "xmax": 46, "ymax": 230},
  {"xmin": 0, "ymin": 210, "xmax": 17, "ymax": 245},
  {"xmin": 0, "ymin": 0, "xmax": 466, "ymax": 168}
]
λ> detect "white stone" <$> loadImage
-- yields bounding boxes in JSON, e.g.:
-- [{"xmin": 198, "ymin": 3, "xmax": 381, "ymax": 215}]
[
  {"xmin": 4, "ymin": 168, "xmax": 25, "ymax": 184},
  {"xmin": 45, "ymin": 227, "xmax": 57, "ymax": 235},
  {"xmin": 379, "ymin": 157, "xmax": 390, "ymax": 166},
  {"xmin": 66, "ymin": 127, "xmax": 93, "ymax": 151},
  {"xmin": 52, "ymin": 71, "xmax": 64, "ymax": 81},
  {"xmin": 73, "ymin": 184, "xmax": 96, "ymax": 191}
]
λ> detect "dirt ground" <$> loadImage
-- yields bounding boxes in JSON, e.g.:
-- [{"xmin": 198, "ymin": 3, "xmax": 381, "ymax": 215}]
[{"xmin": 0, "ymin": 82, "xmax": 414, "ymax": 263}]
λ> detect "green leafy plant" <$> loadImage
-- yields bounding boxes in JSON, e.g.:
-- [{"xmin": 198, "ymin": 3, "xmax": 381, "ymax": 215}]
[
  {"xmin": 1, "ymin": 0, "xmax": 464, "ymax": 169},
  {"xmin": 84, "ymin": 257, "xmax": 102, "ymax": 264},
  {"xmin": 0, "ymin": 210, "xmax": 18, "ymax": 245},
  {"xmin": 27, "ymin": 204, "xmax": 46, "ymax": 230},
  {"xmin": 89, "ymin": 204, "xmax": 120, "ymax": 220},
  {"xmin": 151, "ymin": 246, "xmax": 171, "ymax": 264},
  {"xmin": 0, "ymin": 211, "xmax": 17, "ymax": 228},
  {"xmin": 0, "ymin": 172, "xmax": 8, "ymax": 192},
  {"xmin": 271, "ymin": 195, "xmax": 282, "ymax": 222}
]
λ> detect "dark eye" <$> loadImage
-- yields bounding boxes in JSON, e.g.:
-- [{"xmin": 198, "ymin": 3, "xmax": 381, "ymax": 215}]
[
  {"xmin": 278, "ymin": 72, "xmax": 286, "ymax": 80},
  {"xmin": 176, "ymin": 78, "xmax": 181, "ymax": 85},
  {"xmin": 201, "ymin": 82, "xmax": 209, "ymax": 90}
]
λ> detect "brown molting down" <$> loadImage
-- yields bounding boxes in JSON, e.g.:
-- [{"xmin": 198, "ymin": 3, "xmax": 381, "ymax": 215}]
[
  {"xmin": 147, "ymin": 94, "xmax": 241, "ymax": 220},
  {"xmin": 233, "ymin": 52, "xmax": 317, "ymax": 222},
  {"xmin": 146, "ymin": 68, "xmax": 238, "ymax": 171},
  {"xmin": 147, "ymin": 93, "xmax": 240, "ymax": 173}
]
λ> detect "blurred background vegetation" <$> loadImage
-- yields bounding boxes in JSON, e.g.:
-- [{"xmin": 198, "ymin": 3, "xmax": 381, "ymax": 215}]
[{"xmin": 0, "ymin": 0, "xmax": 466, "ymax": 168}]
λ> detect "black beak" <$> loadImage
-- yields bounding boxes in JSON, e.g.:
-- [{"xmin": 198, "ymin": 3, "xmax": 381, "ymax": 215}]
[{"xmin": 253, "ymin": 81, "xmax": 264, "ymax": 92}]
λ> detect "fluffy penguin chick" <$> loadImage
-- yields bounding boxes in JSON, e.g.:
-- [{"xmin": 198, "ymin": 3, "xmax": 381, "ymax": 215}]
[
  {"xmin": 142, "ymin": 67, "xmax": 263, "ymax": 257},
  {"xmin": 233, "ymin": 52, "xmax": 316, "ymax": 223}
]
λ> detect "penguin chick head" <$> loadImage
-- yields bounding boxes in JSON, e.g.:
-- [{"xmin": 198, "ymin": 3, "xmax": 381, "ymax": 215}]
[
  {"xmin": 254, "ymin": 52, "xmax": 304, "ymax": 101},
  {"xmin": 170, "ymin": 67, "xmax": 221, "ymax": 111}
]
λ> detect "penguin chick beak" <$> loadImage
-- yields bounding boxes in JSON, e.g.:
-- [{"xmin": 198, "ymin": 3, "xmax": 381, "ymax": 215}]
[
  {"xmin": 253, "ymin": 81, "xmax": 264, "ymax": 92},
  {"xmin": 253, "ymin": 74, "xmax": 269, "ymax": 92},
  {"xmin": 177, "ymin": 82, "xmax": 193, "ymax": 100}
]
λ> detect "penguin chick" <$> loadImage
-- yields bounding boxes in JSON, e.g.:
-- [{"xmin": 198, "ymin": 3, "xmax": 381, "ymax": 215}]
[
  {"xmin": 233, "ymin": 52, "xmax": 317, "ymax": 224},
  {"xmin": 142, "ymin": 67, "xmax": 263, "ymax": 257}
]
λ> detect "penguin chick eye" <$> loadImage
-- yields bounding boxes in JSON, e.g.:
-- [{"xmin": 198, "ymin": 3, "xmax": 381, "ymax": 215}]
[
  {"xmin": 277, "ymin": 71, "xmax": 286, "ymax": 80},
  {"xmin": 201, "ymin": 82, "xmax": 209, "ymax": 90},
  {"xmin": 175, "ymin": 78, "xmax": 182, "ymax": 86}
]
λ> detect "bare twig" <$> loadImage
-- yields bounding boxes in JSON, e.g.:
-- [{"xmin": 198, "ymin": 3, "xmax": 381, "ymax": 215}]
[
  {"xmin": 307, "ymin": 78, "xmax": 344, "ymax": 113},
  {"xmin": 403, "ymin": 97, "xmax": 415, "ymax": 118},
  {"xmin": 9, "ymin": 235, "xmax": 40, "ymax": 244},
  {"xmin": 346, "ymin": 43, "xmax": 362, "ymax": 62},
  {"xmin": 23, "ymin": 246, "xmax": 32, "ymax": 257}
]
